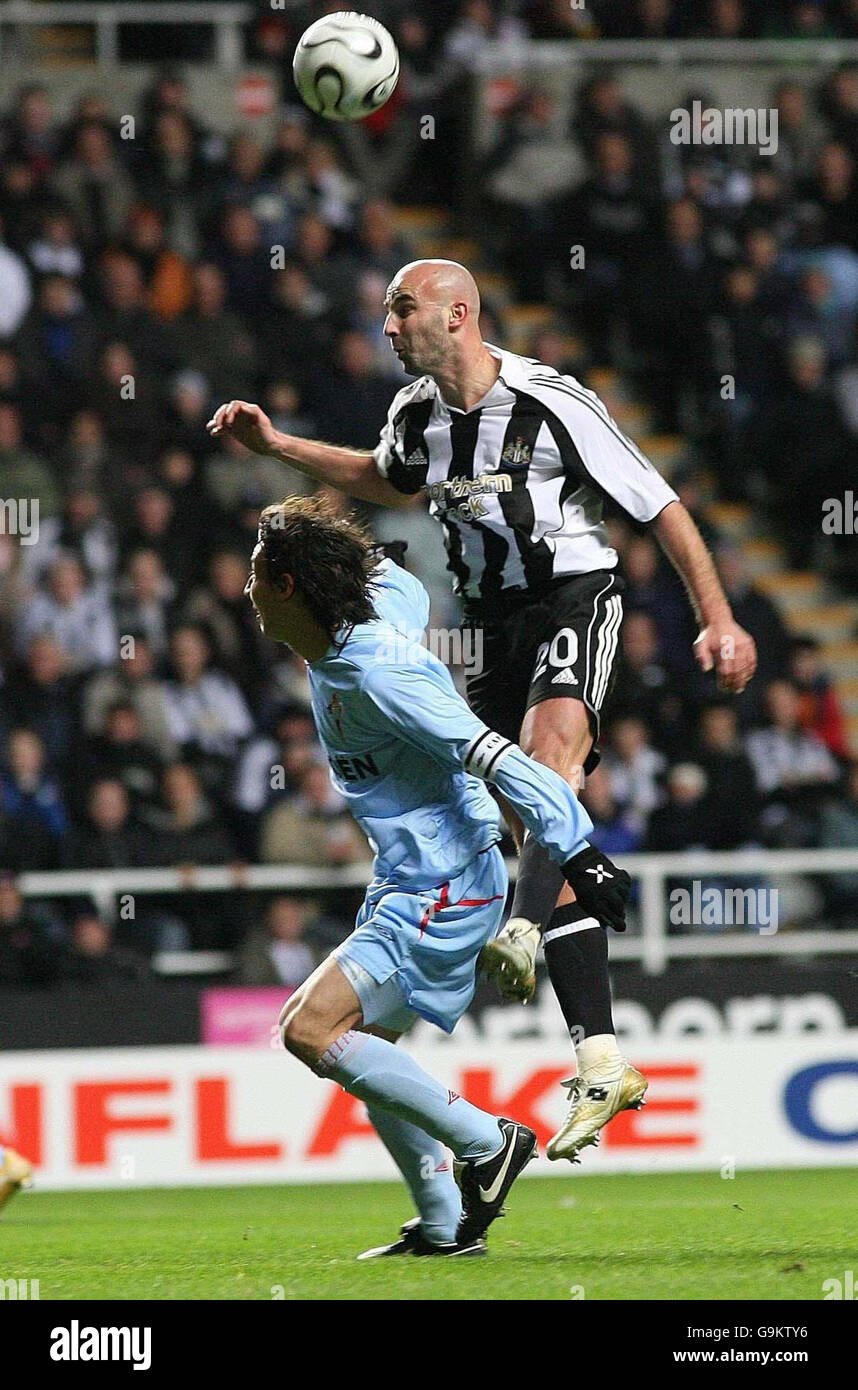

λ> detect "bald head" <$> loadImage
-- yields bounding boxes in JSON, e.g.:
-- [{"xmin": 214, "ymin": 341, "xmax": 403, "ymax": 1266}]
[
  {"xmin": 383, "ymin": 258, "xmax": 494, "ymax": 389},
  {"xmin": 385, "ymin": 259, "xmax": 481, "ymax": 317}
]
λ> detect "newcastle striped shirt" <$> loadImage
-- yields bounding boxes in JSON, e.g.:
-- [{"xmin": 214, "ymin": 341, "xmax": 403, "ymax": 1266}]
[{"xmin": 373, "ymin": 343, "xmax": 678, "ymax": 600}]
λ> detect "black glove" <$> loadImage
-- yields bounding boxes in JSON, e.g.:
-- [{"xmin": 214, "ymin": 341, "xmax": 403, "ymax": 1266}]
[{"xmin": 561, "ymin": 845, "xmax": 631, "ymax": 933}]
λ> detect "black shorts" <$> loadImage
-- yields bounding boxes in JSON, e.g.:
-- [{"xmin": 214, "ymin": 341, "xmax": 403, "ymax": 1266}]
[{"xmin": 462, "ymin": 570, "xmax": 625, "ymax": 775}]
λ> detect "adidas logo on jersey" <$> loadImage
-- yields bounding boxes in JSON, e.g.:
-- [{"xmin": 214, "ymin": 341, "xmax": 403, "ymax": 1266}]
[
  {"xmin": 404, "ymin": 447, "xmax": 428, "ymax": 468},
  {"xmin": 551, "ymin": 667, "xmax": 578, "ymax": 685}
]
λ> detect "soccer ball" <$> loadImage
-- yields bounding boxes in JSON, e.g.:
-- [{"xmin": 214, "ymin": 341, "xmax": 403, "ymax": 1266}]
[{"xmin": 293, "ymin": 12, "xmax": 399, "ymax": 123}]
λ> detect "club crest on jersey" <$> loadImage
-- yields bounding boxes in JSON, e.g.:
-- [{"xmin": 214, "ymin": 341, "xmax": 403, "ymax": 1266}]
[
  {"xmin": 500, "ymin": 437, "xmax": 532, "ymax": 469},
  {"xmin": 326, "ymin": 693, "xmax": 344, "ymax": 739}
]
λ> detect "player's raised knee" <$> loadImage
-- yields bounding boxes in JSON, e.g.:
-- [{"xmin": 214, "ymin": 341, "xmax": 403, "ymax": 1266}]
[{"xmin": 279, "ymin": 1002, "xmax": 325, "ymax": 1065}]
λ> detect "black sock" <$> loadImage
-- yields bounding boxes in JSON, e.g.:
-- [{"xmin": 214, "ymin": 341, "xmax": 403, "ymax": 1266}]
[
  {"xmin": 509, "ymin": 834, "xmax": 565, "ymax": 928},
  {"xmin": 542, "ymin": 902, "xmax": 615, "ymax": 1043}
]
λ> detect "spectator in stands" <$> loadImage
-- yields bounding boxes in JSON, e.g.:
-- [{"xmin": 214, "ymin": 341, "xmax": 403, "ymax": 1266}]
[
  {"xmin": 595, "ymin": 0, "xmax": 682, "ymax": 40},
  {"xmin": 122, "ymin": 485, "xmax": 198, "ymax": 591},
  {"xmin": 700, "ymin": 0, "xmax": 752, "ymax": 39},
  {"xmin": 622, "ymin": 535, "xmax": 693, "ymax": 671},
  {"xmin": 52, "ymin": 120, "xmax": 134, "ymax": 247},
  {"xmin": 746, "ymin": 679, "xmax": 840, "ymax": 843},
  {"xmin": 635, "ymin": 197, "xmax": 717, "ymax": 430},
  {"xmin": 88, "ymin": 340, "xmax": 162, "ymax": 462},
  {"xmin": 355, "ymin": 198, "xmax": 414, "ymax": 284},
  {"xmin": 1, "ymin": 83, "xmax": 58, "ymax": 180},
  {"xmin": 95, "ymin": 249, "xmax": 174, "ymax": 374},
  {"xmin": 24, "ymin": 481, "xmax": 117, "ymax": 587},
  {"xmin": 259, "ymin": 260, "xmax": 335, "ymax": 384},
  {"xmin": 0, "ymin": 727, "xmax": 67, "ymax": 867},
  {"xmin": 179, "ymin": 549, "xmax": 271, "ymax": 707},
  {"xmin": 171, "ymin": 261, "xmax": 257, "ymax": 402},
  {"xmin": 602, "ymin": 715, "xmax": 666, "ymax": 834},
  {"xmin": 644, "ymin": 761, "xmax": 718, "ymax": 850},
  {"xmin": 61, "ymin": 911, "xmax": 145, "ymax": 983},
  {"xmin": 114, "ymin": 549, "xmax": 176, "ymax": 661},
  {"xmin": 16, "ymin": 274, "xmax": 97, "ymax": 430},
  {"xmin": 135, "ymin": 110, "xmax": 208, "ymax": 256},
  {"xmin": 63, "ymin": 777, "xmax": 147, "ymax": 869},
  {"xmin": 552, "ymin": 130, "xmax": 657, "ymax": 363},
  {"xmin": 142, "ymin": 761, "xmax": 233, "ymax": 866},
  {"xmin": 612, "ymin": 609, "xmax": 693, "ymax": 755},
  {"xmin": 209, "ymin": 204, "xmax": 271, "ymax": 322},
  {"xmin": 83, "ymin": 630, "xmax": 176, "ymax": 762},
  {"xmin": 0, "ymin": 158, "xmax": 42, "ymax": 249},
  {"xmin": 772, "ymin": 80, "xmax": 826, "ymax": 183},
  {"xmin": 264, "ymin": 378, "xmax": 317, "ymax": 445},
  {"xmin": 75, "ymin": 702, "xmax": 164, "ymax": 815},
  {"xmin": 790, "ymin": 635, "xmax": 850, "ymax": 760},
  {"xmin": 0, "ymin": 401, "xmax": 59, "ymax": 514},
  {"xmin": 485, "ymin": 88, "xmax": 581, "ymax": 301},
  {"xmin": 2, "ymin": 634, "xmax": 80, "ymax": 770},
  {"xmin": 292, "ymin": 211, "xmax": 356, "ymax": 306},
  {"xmin": 160, "ymin": 369, "xmax": 214, "ymax": 462},
  {"xmin": 15, "ymin": 553, "xmax": 116, "ymax": 673},
  {"xmin": 694, "ymin": 700, "xmax": 762, "ymax": 848},
  {"xmin": 308, "ymin": 329, "xmax": 396, "ymax": 450},
  {"xmin": 122, "ymin": 203, "xmax": 193, "ymax": 321},
  {"xmin": 744, "ymin": 336, "xmax": 855, "ymax": 568},
  {"xmin": 162, "ymin": 623, "xmax": 253, "ymax": 788},
  {"xmin": 259, "ymin": 761, "xmax": 370, "ymax": 867},
  {"xmin": 236, "ymin": 896, "xmax": 319, "ymax": 987},
  {"xmin": 0, "ymin": 872, "xmax": 61, "ymax": 986}
]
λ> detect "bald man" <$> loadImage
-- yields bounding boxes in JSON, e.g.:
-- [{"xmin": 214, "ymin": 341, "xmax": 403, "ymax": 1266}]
[{"xmin": 208, "ymin": 258, "xmax": 756, "ymax": 1162}]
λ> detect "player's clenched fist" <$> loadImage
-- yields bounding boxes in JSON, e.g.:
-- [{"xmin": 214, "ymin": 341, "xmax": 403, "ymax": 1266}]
[
  {"xmin": 561, "ymin": 845, "xmax": 631, "ymax": 932},
  {"xmin": 206, "ymin": 400, "xmax": 278, "ymax": 456}
]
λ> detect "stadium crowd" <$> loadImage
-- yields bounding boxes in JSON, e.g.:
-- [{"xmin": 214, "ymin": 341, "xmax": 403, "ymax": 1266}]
[{"xmin": 1, "ymin": 28, "xmax": 858, "ymax": 987}]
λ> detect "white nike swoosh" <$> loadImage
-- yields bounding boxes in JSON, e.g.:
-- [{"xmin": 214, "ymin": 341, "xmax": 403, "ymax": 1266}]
[{"xmin": 479, "ymin": 1131, "xmax": 517, "ymax": 1203}]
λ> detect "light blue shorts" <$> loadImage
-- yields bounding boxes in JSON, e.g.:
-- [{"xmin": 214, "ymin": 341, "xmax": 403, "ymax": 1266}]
[{"xmin": 333, "ymin": 845, "xmax": 507, "ymax": 1034}]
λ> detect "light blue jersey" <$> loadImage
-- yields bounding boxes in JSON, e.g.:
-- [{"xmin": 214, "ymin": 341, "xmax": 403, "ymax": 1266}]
[
  {"xmin": 303, "ymin": 558, "xmax": 596, "ymax": 1031},
  {"xmin": 307, "ymin": 559, "xmax": 594, "ymax": 892}
]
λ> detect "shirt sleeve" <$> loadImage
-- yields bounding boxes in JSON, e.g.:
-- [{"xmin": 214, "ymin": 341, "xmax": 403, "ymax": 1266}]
[
  {"xmin": 529, "ymin": 376, "xmax": 679, "ymax": 524},
  {"xmin": 373, "ymin": 387, "xmax": 431, "ymax": 495},
  {"xmin": 359, "ymin": 660, "xmax": 592, "ymax": 864}
]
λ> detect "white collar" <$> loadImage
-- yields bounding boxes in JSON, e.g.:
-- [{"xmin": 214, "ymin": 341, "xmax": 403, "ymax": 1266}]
[{"xmin": 436, "ymin": 342, "xmax": 523, "ymax": 414}]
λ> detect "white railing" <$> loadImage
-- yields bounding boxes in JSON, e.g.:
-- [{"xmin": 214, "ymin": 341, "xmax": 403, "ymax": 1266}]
[
  {"xmin": 0, "ymin": 2, "xmax": 252, "ymax": 68},
  {"xmin": 17, "ymin": 848, "xmax": 858, "ymax": 975},
  {"xmin": 476, "ymin": 37, "xmax": 858, "ymax": 70}
]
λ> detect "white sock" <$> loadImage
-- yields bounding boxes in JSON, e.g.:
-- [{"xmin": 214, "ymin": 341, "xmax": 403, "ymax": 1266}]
[{"xmin": 576, "ymin": 1033, "xmax": 623, "ymax": 1073}]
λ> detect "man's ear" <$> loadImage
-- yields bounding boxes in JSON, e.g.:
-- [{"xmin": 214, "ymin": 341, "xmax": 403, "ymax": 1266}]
[{"xmin": 276, "ymin": 572, "xmax": 296, "ymax": 600}]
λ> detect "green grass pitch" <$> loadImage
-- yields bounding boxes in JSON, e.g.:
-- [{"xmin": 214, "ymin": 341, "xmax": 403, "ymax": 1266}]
[{"xmin": 3, "ymin": 1169, "xmax": 854, "ymax": 1301}]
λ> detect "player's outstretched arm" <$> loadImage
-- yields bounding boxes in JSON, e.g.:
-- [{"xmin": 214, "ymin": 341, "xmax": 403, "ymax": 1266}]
[
  {"xmin": 651, "ymin": 499, "xmax": 757, "ymax": 694},
  {"xmin": 206, "ymin": 400, "xmax": 412, "ymax": 508}
]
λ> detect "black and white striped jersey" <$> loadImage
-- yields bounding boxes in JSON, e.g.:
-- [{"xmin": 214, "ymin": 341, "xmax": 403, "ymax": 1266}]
[{"xmin": 373, "ymin": 343, "xmax": 678, "ymax": 600}]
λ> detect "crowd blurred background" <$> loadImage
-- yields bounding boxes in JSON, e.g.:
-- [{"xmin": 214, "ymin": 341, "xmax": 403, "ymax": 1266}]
[{"xmin": 2, "ymin": 0, "xmax": 858, "ymax": 995}]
